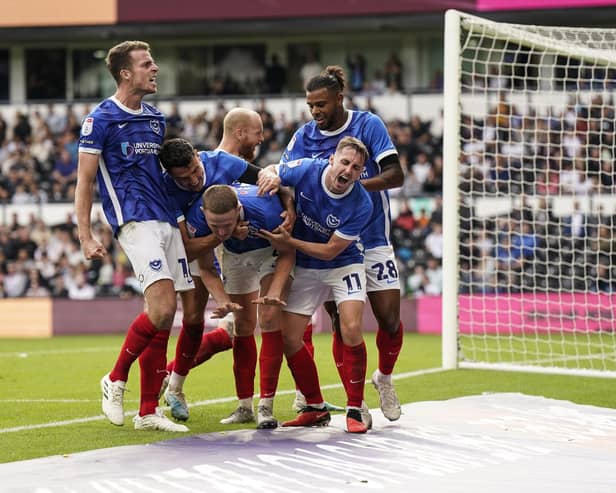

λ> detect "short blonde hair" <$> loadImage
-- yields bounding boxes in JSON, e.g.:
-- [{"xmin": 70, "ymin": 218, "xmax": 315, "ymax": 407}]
[
  {"xmin": 202, "ymin": 185, "xmax": 238, "ymax": 215},
  {"xmin": 336, "ymin": 136, "xmax": 369, "ymax": 164}
]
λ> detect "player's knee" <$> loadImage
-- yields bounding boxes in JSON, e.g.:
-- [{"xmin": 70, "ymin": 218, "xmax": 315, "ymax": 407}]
[
  {"xmin": 339, "ymin": 320, "xmax": 363, "ymax": 343},
  {"xmin": 182, "ymin": 311, "xmax": 203, "ymax": 326},
  {"xmin": 258, "ymin": 307, "xmax": 277, "ymax": 331},
  {"xmin": 375, "ymin": 313, "xmax": 400, "ymax": 333},
  {"xmin": 150, "ymin": 311, "xmax": 175, "ymax": 331},
  {"xmin": 148, "ymin": 302, "xmax": 177, "ymax": 330},
  {"xmin": 281, "ymin": 332, "xmax": 301, "ymax": 356}
]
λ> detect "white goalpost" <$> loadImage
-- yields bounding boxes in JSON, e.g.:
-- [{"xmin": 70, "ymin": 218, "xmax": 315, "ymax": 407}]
[{"xmin": 442, "ymin": 10, "xmax": 616, "ymax": 377}]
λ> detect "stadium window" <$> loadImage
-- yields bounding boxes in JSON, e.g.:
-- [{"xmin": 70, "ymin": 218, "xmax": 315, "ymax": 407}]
[
  {"xmin": 26, "ymin": 48, "xmax": 66, "ymax": 100},
  {"xmin": 175, "ymin": 46, "xmax": 211, "ymax": 96},
  {"xmin": 72, "ymin": 48, "xmax": 114, "ymax": 100},
  {"xmin": 0, "ymin": 50, "xmax": 8, "ymax": 101},
  {"xmin": 212, "ymin": 44, "xmax": 266, "ymax": 95},
  {"xmin": 287, "ymin": 43, "xmax": 321, "ymax": 92}
]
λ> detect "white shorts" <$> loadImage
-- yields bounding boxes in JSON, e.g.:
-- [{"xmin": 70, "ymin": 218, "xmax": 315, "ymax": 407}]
[
  {"xmin": 221, "ymin": 246, "xmax": 279, "ymax": 295},
  {"xmin": 117, "ymin": 220, "xmax": 193, "ymax": 293},
  {"xmin": 364, "ymin": 245, "xmax": 401, "ymax": 292},
  {"xmin": 189, "ymin": 246, "xmax": 223, "ymax": 278},
  {"xmin": 189, "ymin": 259, "xmax": 200, "ymax": 278},
  {"xmin": 284, "ymin": 264, "xmax": 366, "ymax": 316}
]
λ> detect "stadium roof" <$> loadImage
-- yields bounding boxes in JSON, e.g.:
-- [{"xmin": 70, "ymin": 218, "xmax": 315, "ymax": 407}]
[{"xmin": 1, "ymin": 0, "xmax": 616, "ymax": 42}]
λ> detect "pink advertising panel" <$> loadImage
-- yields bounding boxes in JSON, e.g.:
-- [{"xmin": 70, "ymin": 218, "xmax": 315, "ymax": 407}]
[
  {"xmin": 478, "ymin": 0, "xmax": 616, "ymax": 11},
  {"xmin": 415, "ymin": 292, "xmax": 616, "ymax": 334},
  {"xmin": 416, "ymin": 295, "xmax": 443, "ymax": 334},
  {"xmin": 459, "ymin": 292, "xmax": 616, "ymax": 334}
]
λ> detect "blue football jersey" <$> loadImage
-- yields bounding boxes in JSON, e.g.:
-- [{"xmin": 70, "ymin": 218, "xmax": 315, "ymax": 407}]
[
  {"xmin": 78, "ymin": 96, "xmax": 172, "ymax": 235},
  {"xmin": 184, "ymin": 183, "xmax": 284, "ymax": 254},
  {"xmin": 281, "ymin": 110, "xmax": 397, "ymax": 249},
  {"xmin": 164, "ymin": 149, "xmax": 250, "ymax": 221},
  {"xmin": 276, "ymin": 158, "xmax": 373, "ymax": 269}
]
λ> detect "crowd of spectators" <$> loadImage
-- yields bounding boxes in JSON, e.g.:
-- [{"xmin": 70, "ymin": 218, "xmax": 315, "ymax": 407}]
[
  {"xmin": 455, "ymin": 86, "xmax": 616, "ymax": 295},
  {"xmin": 0, "ymin": 210, "xmax": 141, "ymax": 299},
  {"xmin": 0, "ymin": 97, "xmax": 446, "ymax": 300},
  {"xmin": 2, "ymin": 82, "xmax": 615, "ymax": 300}
]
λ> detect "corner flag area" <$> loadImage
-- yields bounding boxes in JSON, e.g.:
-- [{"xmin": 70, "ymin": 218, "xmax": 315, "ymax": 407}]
[{"xmin": 2, "ymin": 393, "xmax": 615, "ymax": 492}]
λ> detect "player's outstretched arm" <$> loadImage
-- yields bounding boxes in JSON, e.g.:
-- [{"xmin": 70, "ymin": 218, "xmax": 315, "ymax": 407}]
[
  {"xmin": 75, "ymin": 152, "xmax": 106, "ymax": 260},
  {"xmin": 258, "ymin": 228, "xmax": 352, "ymax": 262},
  {"xmin": 198, "ymin": 251, "xmax": 242, "ymax": 318},
  {"xmin": 253, "ymin": 248, "xmax": 294, "ymax": 306}
]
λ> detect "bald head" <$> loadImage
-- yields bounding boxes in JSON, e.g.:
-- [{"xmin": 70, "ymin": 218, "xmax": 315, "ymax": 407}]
[
  {"xmin": 219, "ymin": 107, "xmax": 264, "ymax": 161},
  {"xmin": 223, "ymin": 107, "xmax": 261, "ymax": 134}
]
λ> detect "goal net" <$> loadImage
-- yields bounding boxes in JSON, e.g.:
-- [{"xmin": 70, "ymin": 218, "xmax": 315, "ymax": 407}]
[{"xmin": 442, "ymin": 10, "xmax": 616, "ymax": 377}]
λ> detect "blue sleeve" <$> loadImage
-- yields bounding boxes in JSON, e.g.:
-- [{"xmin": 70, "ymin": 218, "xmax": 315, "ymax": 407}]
[
  {"xmin": 364, "ymin": 114, "xmax": 397, "ymax": 162},
  {"xmin": 262, "ymin": 198, "xmax": 284, "ymax": 232},
  {"xmin": 337, "ymin": 195, "xmax": 373, "ymax": 238},
  {"xmin": 185, "ymin": 200, "xmax": 211, "ymax": 238},
  {"xmin": 219, "ymin": 152, "xmax": 249, "ymax": 182},
  {"xmin": 281, "ymin": 129, "xmax": 305, "ymax": 163},
  {"xmin": 78, "ymin": 114, "xmax": 105, "ymax": 153},
  {"xmin": 277, "ymin": 158, "xmax": 313, "ymax": 187}
]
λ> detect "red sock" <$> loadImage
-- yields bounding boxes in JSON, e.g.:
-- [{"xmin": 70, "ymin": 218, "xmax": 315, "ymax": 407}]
[
  {"xmin": 259, "ymin": 331, "xmax": 284, "ymax": 399},
  {"xmin": 296, "ymin": 322, "xmax": 315, "ymax": 393},
  {"xmin": 171, "ymin": 321, "xmax": 204, "ymax": 376},
  {"xmin": 287, "ymin": 344, "xmax": 323, "ymax": 405},
  {"xmin": 332, "ymin": 330, "xmax": 347, "ymax": 393},
  {"xmin": 191, "ymin": 327, "xmax": 233, "ymax": 368},
  {"xmin": 343, "ymin": 341, "xmax": 367, "ymax": 408},
  {"xmin": 303, "ymin": 322, "xmax": 314, "ymax": 357},
  {"xmin": 377, "ymin": 322, "xmax": 403, "ymax": 375},
  {"xmin": 110, "ymin": 312, "xmax": 157, "ymax": 382},
  {"xmin": 138, "ymin": 329, "xmax": 170, "ymax": 416},
  {"xmin": 233, "ymin": 335, "xmax": 257, "ymax": 400}
]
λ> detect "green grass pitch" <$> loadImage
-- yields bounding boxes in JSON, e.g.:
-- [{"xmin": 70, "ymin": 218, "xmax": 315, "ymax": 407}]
[{"xmin": 1, "ymin": 332, "xmax": 614, "ymax": 464}]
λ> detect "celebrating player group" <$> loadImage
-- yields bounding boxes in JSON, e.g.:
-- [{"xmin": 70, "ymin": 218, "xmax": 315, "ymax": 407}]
[{"xmin": 76, "ymin": 40, "xmax": 404, "ymax": 434}]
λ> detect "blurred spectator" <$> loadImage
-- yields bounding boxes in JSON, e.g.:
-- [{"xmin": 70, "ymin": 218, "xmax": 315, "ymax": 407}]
[
  {"xmin": 12, "ymin": 111, "xmax": 32, "ymax": 145},
  {"xmin": 0, "ymin": 112, "xmax": 7, "ymax": 144},
  {"xmin": 411, "ymin": 152, "xmax": 432, "ymax": 186},
  {"xmin": 96, "ymin": 255, "xmax": 116, "ymax": 296},
  {"xmin": 264, "ymin": 54, "xmax": 287, "ymax": 94},
  {"xmin": 24, "ymin": 269, "xmax": 50, "ymax": 297},
  {"xmin": 393, "ymin": 201, "xmax": 415, "ymax": 233},
  {"xmin": 384, "ymin": 53, "xmax": 403, "ymax": 92},
  {"xmin": 165, "ymin": 103, "xmax": 184, "ymax": 139},
  {"xmin": 346, "ymin": 53, "xmax": 366, "ymax": 93},
  {"xmin": 367, "ymin": 69, "xmax": 387, "ymax": 95},
  {"xmin": 424, "ymin": 223, "xmax": 443, "ymax": 259},
  {"xmin": 50, "ymin": 275, "xmax": 69, "ymax": 298},
  {"xmin": 45, "ymin": 104, "xmax": 68, "ymax": 137},
  {"xmin": 67, "ymin": 268, "xmax": 96, "ymax": 300},
  {"xmin": 407, "ymin": 264, "xmax": 427, "ymax": 296},
  {"xmin": 423, "ymin": 257, "xmax": 443, "ymax": 295},
  {"xmin": 299, "ymin": 51, "xmax": 321, "ymax": 90},
  {"xmin": 4, "ymin": 261, "xmax": 28, "ymax": 297},
  {"xmin": 50, "ymin": 148, "xmax": 78, "ymax": 198},
  {"xmin": 562, "ymin": 201, "xmax": 588, "ymax": 247}
]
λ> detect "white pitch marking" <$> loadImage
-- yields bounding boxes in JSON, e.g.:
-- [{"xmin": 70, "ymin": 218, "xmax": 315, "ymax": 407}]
[
  {"xmin": 0, "ymin": 367, "xmax": 446, "ymax": 434},
  {"xmin": 0, "ymin": 347, "xmax": 119, "ymax": 358}
]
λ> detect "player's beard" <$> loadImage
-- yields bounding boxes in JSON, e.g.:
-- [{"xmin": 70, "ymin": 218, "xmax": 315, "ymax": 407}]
[{"xmin": 240, "ymin": 145, "xmax": 258, "ymax": 163}]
